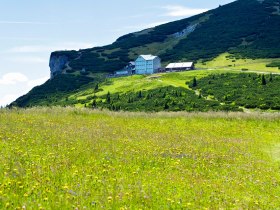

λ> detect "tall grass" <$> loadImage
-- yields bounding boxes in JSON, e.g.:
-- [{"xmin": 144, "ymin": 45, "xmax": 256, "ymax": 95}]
[{"xmin": 1, "ymin": 108, "xmax": 280, "ymax": 209}]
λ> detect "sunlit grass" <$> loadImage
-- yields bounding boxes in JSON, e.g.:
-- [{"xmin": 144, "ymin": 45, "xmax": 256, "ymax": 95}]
[
  {"xmin": 69, "ymin": 60, "xmax": 280, "ymax": 108},
  {"xmin": 72, "ymin": 69, "xmax": 239, "ymax": 106},
  {"xmin": 1, "ymin": 107, "xmax": 280, "ymax": 209},
  {"xmin": 196, "ymin": 53, "xmax": 280, "ymax": 72}
]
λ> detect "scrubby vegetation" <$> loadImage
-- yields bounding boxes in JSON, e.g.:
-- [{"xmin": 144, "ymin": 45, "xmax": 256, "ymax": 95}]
[
  {"xmin": 266, "ymin": 61, "xmax": 280, "ymax": 69},
  {"xmin": 69, "ymin": 50, "xmax": 129, "ymax": 73},
  {"xmin": 1, "ymin": 108, "xmax": 280, "ymax": 209},
  {"xmin": 192, "ymin": 73, "xmax": 280, "ymax": 110},
  {"xmin": 91, "ymin": 86, "xmax": 241, "ymax": 112}
]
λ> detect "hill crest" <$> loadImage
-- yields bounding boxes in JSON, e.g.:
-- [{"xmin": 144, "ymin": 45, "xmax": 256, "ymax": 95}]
[
  {"xmin": 49, "ymin": 0, "xmax": 280, "ymax": 78},
  {"xmin": 11, "ymin": 0, "xmax": 280, "ymax": 108}
]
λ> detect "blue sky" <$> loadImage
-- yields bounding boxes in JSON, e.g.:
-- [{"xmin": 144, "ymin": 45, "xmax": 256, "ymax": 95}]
[{"xmin": 0, "ymin": 0, "xmax": 234, "ymax": 106}]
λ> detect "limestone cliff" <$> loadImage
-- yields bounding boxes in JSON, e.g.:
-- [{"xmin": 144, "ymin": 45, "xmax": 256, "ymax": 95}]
[{"xmin": 49, "ymin": 54, "xmax": 68, "ymax": 79}]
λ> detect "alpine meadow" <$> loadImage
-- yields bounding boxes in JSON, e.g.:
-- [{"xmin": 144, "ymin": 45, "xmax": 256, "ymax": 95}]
[
  {"xmin": 2, "ymin": 0, "xmax": 280, "ymax": 209},
  {"xmin": 1, "ymin": 108, "xmax": 280, "ymax": 209}
]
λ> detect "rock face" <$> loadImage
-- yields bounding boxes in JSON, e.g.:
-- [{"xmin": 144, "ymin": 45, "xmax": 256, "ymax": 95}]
[
  {"xmin": 49, "ymin": 55, "xmax": 68, "ymax": 79},
  {"xmin": 173, "ymin": 24, "xmax": 198, "ymax": 38}
]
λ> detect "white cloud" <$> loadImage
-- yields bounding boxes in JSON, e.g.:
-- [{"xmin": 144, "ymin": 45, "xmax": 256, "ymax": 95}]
[
  {"xmin": 8, "ymin": 42, "xmax": 95, "ymax": 53},
  {"xmin": 0, "ymin": 94, "xmax": 21, "ymax": 107},
  {"xmin": 163, "ymin": 5, "xmax": 208, "ymax": 17},
  {"xmin": 0, "ymin": 74, "xmax": 49, "ymax": 106},
  {"xmin": 0, "ymin": 73, "xmax": 28, "ymax": 85}
]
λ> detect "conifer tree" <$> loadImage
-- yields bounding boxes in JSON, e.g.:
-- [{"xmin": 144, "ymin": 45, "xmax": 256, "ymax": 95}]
[
  {"xmin": 261, "ymin": 75, "xmax": 266, "ymax": 85},
  {"xmin": 192, "ymin": 77, "xmax": 197, "ymax": 87},
  {"xmin": 138, "ymin": 91, "xmax": 142, "ymax": 98},
  {"xmin": 92, "ymin": 100, "xmax": 97, "ymax": 108},
  {"xmin": 94, "ymin": 83, "xmax": 99, "ymax": 91},
  {"xmin": 269, "ymin": 74, "xmax": 273, "ymax": 82},
  {"xmin": 106, "ymin": 92, "xmax": 111, "ymax": 103}
]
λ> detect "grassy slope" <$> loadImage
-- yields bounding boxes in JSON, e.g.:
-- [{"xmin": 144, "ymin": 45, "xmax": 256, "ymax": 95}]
[
  {"xmin": 196, "ymin": 53, "xmax": 280, "ymax": 72},
  {"xmin": 1, "ymin": 108, "xmax": 280, "ymax": 209},
  {"xmin": 72, "ymin": 65, "xmax": 280, "ymax": 107},
  {"xmin": 12, "ymin": 66, "xmax": 279, "ymax": 108},
  {"xmin": 73, "ymin": 70, "xmax": 233, "ymax": 102}
]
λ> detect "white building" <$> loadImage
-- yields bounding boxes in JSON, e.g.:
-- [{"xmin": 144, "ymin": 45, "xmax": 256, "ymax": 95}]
[
  {"xmin": 135, "ymin": 55, "xmax": 161, "ymax": 74},
  {"xmin": 166, "ymin": 62, "xmax": 195, "ymax": 71}
]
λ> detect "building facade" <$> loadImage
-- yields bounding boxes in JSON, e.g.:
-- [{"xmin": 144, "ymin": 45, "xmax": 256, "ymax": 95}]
[{"xmin": 135, "ymin": 55, "xmax": 161, "ymax": 74}]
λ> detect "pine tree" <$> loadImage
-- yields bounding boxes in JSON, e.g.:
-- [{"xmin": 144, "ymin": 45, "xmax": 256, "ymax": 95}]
[
  {"xmin": 138, "ymin": 91, "xmax": 142, "ymax": 98},
  {"xmin": 269, "ymin": 74, "xmax": 273, "ymax": 82},
  {"xmin": 94, "ymin": 83, "xmax": 99, "ymax": 91},
  {"xmin": 106, "ymin": 92, "xmax": 111, "ymax": 103},
  {"xmin": 261, "ymin": 75, "xmax": 267, "ymax": 85},
  {"xmin": 192, "ymin": 77, "xmax": 197, "ymax": 87},
  {"xmin": 92, "ymin": 100, "xmax": 97, "ymax": 108}
]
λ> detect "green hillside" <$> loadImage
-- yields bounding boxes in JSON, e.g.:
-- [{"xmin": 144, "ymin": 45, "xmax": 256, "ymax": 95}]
[
  {"xmin": 11, "ymin": 0, "xmax": 280, "ymax": 108},
  {"xmin": 51, "ymin": 0, "xmax": 280, "ymax": 75},
  {"xmin": 11, "ymin": 70, "xmax": 280, "ymax": 112},
  {"xmin": 1, "ymin": 108, "xmax": 280, "ymax": 209}
]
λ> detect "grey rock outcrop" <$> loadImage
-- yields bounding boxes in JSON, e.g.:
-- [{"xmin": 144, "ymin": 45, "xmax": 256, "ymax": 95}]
[
  {"xmin": 49, "ymin": 55, "xmax": 68, "ymax": 79},
  {"xmin": 173, "ymin": 24, "xmax": 198, "ymax": 38}
]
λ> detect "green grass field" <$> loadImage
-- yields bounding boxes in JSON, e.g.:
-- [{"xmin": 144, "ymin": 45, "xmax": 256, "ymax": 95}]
[
  {"xmin": 196, "ymin": 53, "xmax": 280, "ymax": 72},
  {"xmin": 1, "ymin": 108, "xmax": 280, "ymax": 209},
  {"xmin": 72, "ymin": 69, "xmax": 239, "ymax": 103}
]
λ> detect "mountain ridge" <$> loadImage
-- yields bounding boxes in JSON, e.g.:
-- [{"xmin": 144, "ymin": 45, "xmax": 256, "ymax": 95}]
[
  {"xmin": 11, "ymin": 0, "xmax": 280, "ymax": 108},
  {"xmin": 49, "ymin": 0, "xmax": 280, "ymax": 78}
]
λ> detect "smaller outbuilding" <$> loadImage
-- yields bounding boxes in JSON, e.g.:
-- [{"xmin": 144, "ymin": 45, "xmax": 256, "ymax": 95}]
[
  {"xmin": 115, "ymin": 61, "xmax": 136, "ymax": 76},
  {"xmin": 166, "ymin": 62, "xmax": 195, "ymax": 71}
]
